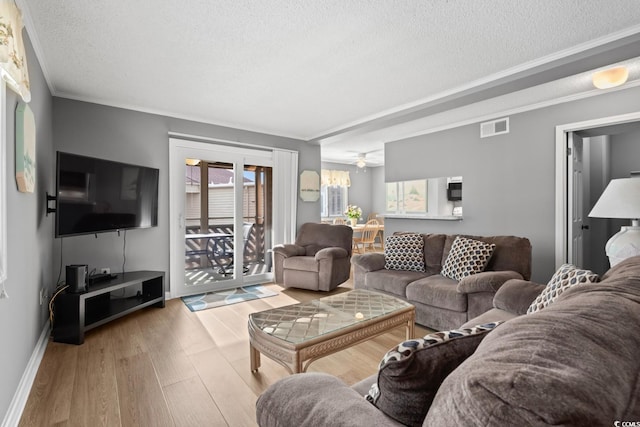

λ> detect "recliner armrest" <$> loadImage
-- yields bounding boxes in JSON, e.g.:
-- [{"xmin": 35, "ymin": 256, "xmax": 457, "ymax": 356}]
[
  {"xmin": 492, "ymin": 279, "xmax": 546, "ymax": 315},
  {"xmin": 315, "ymin": 247, "xmax": 349, "ymax": 260},
  {"xmin": 457, "ymin": 270, "xmax": 524, "ymax": 294},
  {"xmin": 272, "ymin": 244, "xmax": 306, "ymax": 258},
  {"xmin": 256, "ymin": 373, "xmax": 403, "ymax": 427},
  {"xmin": 351, "ymin": 253, "xmax": 386, "ymax": 272}
]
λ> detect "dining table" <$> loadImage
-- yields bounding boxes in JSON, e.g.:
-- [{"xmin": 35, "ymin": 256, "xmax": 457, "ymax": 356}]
[{"xmin": 350, "ymin": 223, "xmax": 385, "ymax": 250}]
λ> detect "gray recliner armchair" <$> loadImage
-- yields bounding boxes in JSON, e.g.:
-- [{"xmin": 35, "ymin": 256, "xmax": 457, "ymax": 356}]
[{"xmin": 272, "ymin": 223, "xmax": 353, "ymax": 291}]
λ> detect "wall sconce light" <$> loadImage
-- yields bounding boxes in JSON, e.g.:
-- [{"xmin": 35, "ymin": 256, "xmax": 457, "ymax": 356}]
[{"xmin": 592, "ymin": 66, "xmax": 629, "ymax": 89}]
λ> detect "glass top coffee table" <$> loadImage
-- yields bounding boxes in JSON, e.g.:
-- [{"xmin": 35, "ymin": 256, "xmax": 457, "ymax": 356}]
[{"xmin": 248, "ymin": 289, "xmax": 415, "ymax": 374}]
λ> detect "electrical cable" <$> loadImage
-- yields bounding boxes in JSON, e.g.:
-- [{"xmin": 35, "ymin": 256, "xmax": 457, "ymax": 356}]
[
  {"xmin": 122, "ymin": 229, "xmax": 127, "ymax": 274},
  {"xmin": 56, "ymin": 237, "xmax": 64, "ymax": 286},
  {"xmin": 48, "ymin": 284, "xmax": 69, "ymax": 328}
]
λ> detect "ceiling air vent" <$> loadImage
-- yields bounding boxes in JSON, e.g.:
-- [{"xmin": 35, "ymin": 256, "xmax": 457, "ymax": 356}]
[{"xmin": 480, "ymin": 117, "xmax": 509, "ymax": 138}]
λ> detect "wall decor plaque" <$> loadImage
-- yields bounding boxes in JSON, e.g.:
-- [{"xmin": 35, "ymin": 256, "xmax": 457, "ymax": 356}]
[
  {"xmin": 16, "ymin": 102, "xmax": 36, "ymax": 193},
  {"xmin": 300, "ymin": 170, "xmax": 320, "ymax": 202}
]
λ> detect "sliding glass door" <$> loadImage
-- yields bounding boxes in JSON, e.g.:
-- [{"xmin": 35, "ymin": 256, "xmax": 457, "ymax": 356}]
[{"xmin": 170, "ymin": 139, "xmax": 284, "ymax": 297}]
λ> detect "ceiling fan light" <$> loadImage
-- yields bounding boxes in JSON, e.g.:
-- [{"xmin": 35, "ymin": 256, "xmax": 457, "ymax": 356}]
[
  {"xmin": 356, "ymin": 159, "xmax": 366, "ymax": 168},
  {"xmin": 592, "ymin": 66, "xmax": 629, "ymax": 89}
]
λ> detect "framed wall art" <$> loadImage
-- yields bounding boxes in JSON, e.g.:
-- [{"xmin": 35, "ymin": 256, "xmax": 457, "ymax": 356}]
[
  {"xmin": 299, "ymin": 170, "xmax": 320, "ymax": 202},
  {"xmin": 15, "ymin": 102, "xmax": 36, "ymax": 193}
]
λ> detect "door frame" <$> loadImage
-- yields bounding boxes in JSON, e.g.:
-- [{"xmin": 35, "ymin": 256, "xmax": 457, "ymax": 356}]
[
  {"xmin": 554, "ymin": 111, "xmax": 640, "ymax": 267},
  {"xmin": 169, "ymin": 136, "xmax": 298, "ymax": 298}
]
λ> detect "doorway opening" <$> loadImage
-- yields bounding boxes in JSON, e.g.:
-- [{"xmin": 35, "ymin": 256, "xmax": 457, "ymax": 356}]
[
  {"xmin": 169, "ymin": 137, "xmax": 298, "ymax": 298},
  {"xmin": 555, "ymin": 112, "xmax": 640, "ymax": 275},
  {"xmin": 184, "ymin": 160, "xmax": 273, "ymax": 285}
]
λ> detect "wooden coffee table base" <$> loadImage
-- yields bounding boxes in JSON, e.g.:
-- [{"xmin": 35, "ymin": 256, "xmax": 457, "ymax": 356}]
[{"xmin": 249, "ymin": 308, "xmax": 415, "ymax": 374}]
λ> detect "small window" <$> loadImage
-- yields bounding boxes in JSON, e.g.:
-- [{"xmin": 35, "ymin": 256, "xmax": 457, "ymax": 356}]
[{"xmin": 321, "ymin": 185, "xmax": 348, "ymax": 217}]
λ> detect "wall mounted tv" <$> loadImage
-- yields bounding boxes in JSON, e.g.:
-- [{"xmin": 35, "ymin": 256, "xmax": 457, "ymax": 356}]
[{"xmin": 55, "ymin": 152, "xmax": 159, "ymax": 238}]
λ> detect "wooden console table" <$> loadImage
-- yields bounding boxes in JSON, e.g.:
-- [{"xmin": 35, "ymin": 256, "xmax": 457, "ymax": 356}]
[{"xmin": 52, "ymin": 270, "xmax": 165, "ymax": 344}]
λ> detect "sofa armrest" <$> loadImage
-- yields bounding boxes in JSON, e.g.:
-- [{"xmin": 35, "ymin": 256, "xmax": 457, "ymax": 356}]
[
  {"xmin": 272, "ymin": 244, "xmax": 306, "ymax": 258},
  {"xmin": 351, "ymin": 253, "xmax": 386, "ymax": 272},
  {"xmin": 457, "ymin": 270, "xmax": 524, "ymax": 294},
  {"xmin": 492, "ymin": 279, "xmax": 546, "ymax": 315},
  {"xmin": 256, "ymin": 373, "xmax": 404, "ymax": 427},
  {"xmin": 315, "ymin": 247, "xmax": 349, "ymax": 261}
]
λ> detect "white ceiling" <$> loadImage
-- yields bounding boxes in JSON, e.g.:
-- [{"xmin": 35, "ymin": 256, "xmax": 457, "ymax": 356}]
[{"xmin": 20, "ymin": 0, "xmax": 640, "ymax": 166}]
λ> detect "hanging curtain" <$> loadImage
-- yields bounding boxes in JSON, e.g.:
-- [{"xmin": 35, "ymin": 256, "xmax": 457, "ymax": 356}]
[
  {"xmin": 0, "ymin": 0, "xmax": 30, "ymax": 102},
  {"xmin": 321, "ymin": 169, "xmax": 351, "ymax": 187},
  {"xmin": 273, "ymin": 149, "xmax": 298, "ymax": 246}
]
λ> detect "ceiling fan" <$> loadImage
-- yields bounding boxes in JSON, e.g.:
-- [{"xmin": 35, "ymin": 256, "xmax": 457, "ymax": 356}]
[
  {"xmin": 348, "ymin": 150, "xmax": 382, "ymax": 172},
  {"xmin": 355, "ymin": 153, "xmax": 368, "ymax": 169}
]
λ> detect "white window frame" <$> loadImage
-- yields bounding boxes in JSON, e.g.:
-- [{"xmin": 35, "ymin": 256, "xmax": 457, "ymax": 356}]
[
  {"xmin": 321, "ymin": 184, "xmax": 348, "ymax": 218},
  {"xmin": 0, "ymin": 81, "xmax": 7, "ymax": 291}
]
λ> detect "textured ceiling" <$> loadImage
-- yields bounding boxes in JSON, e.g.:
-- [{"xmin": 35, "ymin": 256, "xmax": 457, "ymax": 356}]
[{"xmin": 20, "ymin": 0, "xmax": 640, "ymax": 165}]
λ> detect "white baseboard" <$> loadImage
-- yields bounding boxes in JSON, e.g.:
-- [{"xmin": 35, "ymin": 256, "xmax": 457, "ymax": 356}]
[{"xmin": 2, "ymin": 322, "xmax": 50, "ymax": 427}]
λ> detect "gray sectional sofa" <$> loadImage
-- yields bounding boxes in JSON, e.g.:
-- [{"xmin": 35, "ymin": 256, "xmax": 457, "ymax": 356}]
[
  {"xmin": 256, "ymin": 256, "xmax": 640, "ymax": 426},
  {"xmin": 352, "ymin": 233, "xmax": 532, "ymax": 330}
]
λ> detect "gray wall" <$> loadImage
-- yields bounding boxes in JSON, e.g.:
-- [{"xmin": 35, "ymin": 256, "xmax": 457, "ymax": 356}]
[
  {"xmin": 371, "ymin": 165, "xmax": 386, "ymax": 215},
  {"xmin": 52, "ymin": 99, "xmax": 320, "ymax": 290},
  {"xmin": 385, "ymin": 85, "xmax": 640, "ymax": 282},
  {"xmin": 611, "ymin": 126, "xmax": 640, "ymax": 178},
  {"xmin": 0, "ymin": 34, "xmax": 54, "ymax": 420}
]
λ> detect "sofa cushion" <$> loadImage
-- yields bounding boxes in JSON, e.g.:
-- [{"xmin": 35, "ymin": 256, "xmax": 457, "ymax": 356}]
[
  {"xmin": 395, "ymin": 232, "xmax": 446, "ymax": 273},
  {"xmin": 442, "ymin": 234, "xmax": 532, "ymax": 280},
  {"xmin": 364, "ymin": 269, "xmax": 428, "ymax": 298},
  {"xmin": 441, "ymin": 236, "xmax": 496, "ymax": 281},
  {"xmin": 406, "ymin": 275, "xmax": 467, "ymax": 312},
  {"xmin": 365, "ymin": 322, "xmax": 502, "ymax": 426},
  {"xmin": 384, "ymin": 234, "xmax": 425, "ymax": 272},
  {"xmin": 527, "ymin": 263, "xmax": 599, "ymax": 314},
  {"xmin": 282, "ymin": 256, "xmax": 319, "ymax": 272}
]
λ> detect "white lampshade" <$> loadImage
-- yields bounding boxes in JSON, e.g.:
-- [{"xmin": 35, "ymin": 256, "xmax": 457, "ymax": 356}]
[
  {"xmin": 589, "ymin": 178, "xmax": 640, "ymax": 220},
  {"xmin": 589, "ymin": 177, "xmax": 640, "ymax": 266}
]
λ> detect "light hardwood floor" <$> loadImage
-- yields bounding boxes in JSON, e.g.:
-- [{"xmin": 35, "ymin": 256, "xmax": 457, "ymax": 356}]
[{"xmin": 19, "ymin": 276, "xmax": 428, "ymax": 426}]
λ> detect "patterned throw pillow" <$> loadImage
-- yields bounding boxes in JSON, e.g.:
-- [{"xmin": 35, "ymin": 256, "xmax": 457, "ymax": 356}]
[
  {"xmin": 527, "ymin": 264, "xmax": 599, "ymax": 314},
  {"xmin": 384, "ymin": 234, "xmax": 425, "ymax": 272},
  {"xmin": 365, "ymin": 322, "xmax": 503, "ymax": 426},
  {"xmin": 441, "ymin": 236, "xmax": 496, "ymax": 281}
]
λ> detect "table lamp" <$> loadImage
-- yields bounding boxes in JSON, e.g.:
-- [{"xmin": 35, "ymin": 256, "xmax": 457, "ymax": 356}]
[{"xmin": 588, "ymin": 177, "xmax": 640, "ymax": 266}]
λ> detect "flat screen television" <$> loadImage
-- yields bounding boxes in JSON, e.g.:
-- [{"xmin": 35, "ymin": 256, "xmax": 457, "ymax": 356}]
[{"xmin": 55, "ymin": 151, "xmax": 159, "ymax": 237}]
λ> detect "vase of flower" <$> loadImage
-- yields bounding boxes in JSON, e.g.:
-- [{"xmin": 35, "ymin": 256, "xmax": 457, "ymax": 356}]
[{"xmin": 345, "ymin": 205, "xmax": 362, "ymax": 227}]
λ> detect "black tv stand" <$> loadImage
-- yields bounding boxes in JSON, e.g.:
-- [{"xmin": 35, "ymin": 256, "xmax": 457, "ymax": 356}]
[
  {"xmin": 87, "ymin": 272, "xmax": 117, "ymax": 286},
  {"xmin": 52, "ymin": 270, "xmax": 165, "ymax": 344}
]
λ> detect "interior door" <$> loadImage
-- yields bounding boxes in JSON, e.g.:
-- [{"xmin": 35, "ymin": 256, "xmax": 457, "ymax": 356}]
[
  {"xmin": 567, "ymin": 131, "xmax": 585, "ymax": 267},
  {"xmin": 170, "ymin": 140, "xmax": 274, "ymax": 297}
]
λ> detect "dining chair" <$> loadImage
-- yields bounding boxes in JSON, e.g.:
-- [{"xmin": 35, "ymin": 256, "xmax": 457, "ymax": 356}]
[
  {"xmin": 333, "ymin": 218, "xmax": 346, "ymax": 225},
  {"xmin": 353, "ymin": 219, "xmax": 380, "ymax": 253}
]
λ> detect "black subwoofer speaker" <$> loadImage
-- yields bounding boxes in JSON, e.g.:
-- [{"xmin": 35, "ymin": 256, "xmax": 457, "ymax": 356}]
[{"xmin": 66, "ymin": 264, "xmax": 88, "ymax": 293}]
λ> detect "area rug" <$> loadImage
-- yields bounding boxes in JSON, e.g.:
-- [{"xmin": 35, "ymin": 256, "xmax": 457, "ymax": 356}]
[{"xmin": 181, "ymin": 285, "xmax": 277, "ymax": 312}]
